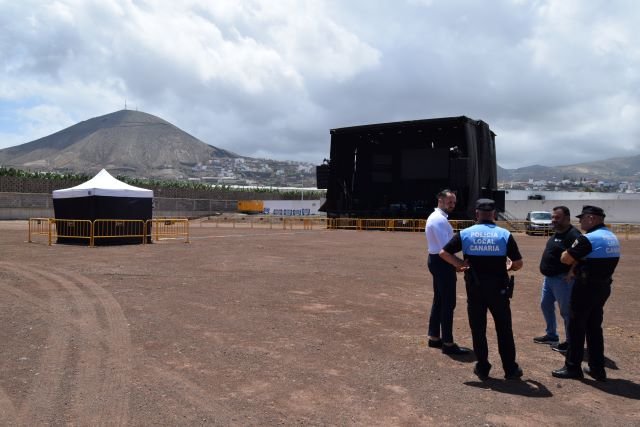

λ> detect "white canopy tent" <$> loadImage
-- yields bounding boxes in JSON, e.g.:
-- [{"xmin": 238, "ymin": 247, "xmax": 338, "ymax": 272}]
[
  {"xmin": 52, "ymin": 169, "xmax": 153, "ymax": 244},
  {"xmin": 52, "ymin": 168, "xmax": 153, "ymax": 199}
]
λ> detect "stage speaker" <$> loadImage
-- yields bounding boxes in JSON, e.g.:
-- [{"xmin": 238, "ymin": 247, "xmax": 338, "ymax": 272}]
[{"xmin": 316, "ymin": 164, "xmax": 330, "ymax": 189}]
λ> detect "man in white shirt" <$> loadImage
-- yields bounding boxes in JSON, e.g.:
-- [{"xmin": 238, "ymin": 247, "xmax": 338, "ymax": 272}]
[{"xmin": 425, "ymin": 189, "xmax": 470, "ymax": 355}]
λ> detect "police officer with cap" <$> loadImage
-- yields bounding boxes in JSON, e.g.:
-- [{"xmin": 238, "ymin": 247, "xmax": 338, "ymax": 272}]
[
  {"xmin": 552, "ymin": 205, "xmax": 620, "ymax": 381},
  {"xmin": 440, "ymin": 198, "xmax": 524, "ymax": 380}
]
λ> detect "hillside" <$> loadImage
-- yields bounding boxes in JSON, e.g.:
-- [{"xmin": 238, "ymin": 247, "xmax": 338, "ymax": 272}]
[
  {"xmin": 0, "ymin": 110, "xmax": 315, "ymax": 185},
  {"xmin": 498, "ymin": 155, "xmax": 640, "ymax": 183},
  {"xmin": 1, "ymin": 109, "xmax": 637, "ymax": 186}
]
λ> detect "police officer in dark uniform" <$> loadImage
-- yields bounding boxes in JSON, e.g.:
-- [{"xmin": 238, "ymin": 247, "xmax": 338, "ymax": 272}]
[
  {"xmin": 440, "ymin": 199, "xmax": 524, "ymax": 380},
  {"xmin": 552, "ymin": 205, "xmax": 620, "ymax": 381}
]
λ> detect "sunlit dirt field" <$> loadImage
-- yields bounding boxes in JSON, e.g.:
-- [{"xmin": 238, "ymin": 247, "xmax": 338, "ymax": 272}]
[{"xmin": 1, "ymin": 220, "xmax": 639, "ymax": 425}]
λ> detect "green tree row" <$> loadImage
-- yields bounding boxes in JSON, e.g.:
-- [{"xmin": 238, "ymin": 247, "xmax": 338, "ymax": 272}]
[
  {"xmin": 0, "ymin": 167, "xmax": 91, "ymax": 181},
  {"xmin": 0, "ymin": 167, "xmax": 326, "ymax": 199}
]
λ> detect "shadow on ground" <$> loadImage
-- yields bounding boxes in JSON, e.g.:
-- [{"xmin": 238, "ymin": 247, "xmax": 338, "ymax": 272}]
[
  {"xmin": 582, "ymin": 378, "xmax": 640, "ymax": 400},
  {"xmin": 464, "ymin": 379, "xmax": 553, "ymax": 398}
]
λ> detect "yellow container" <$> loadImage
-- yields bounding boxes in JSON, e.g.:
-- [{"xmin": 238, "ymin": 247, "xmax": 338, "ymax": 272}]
[{"xmin": 237, "ymin": 200, "xmax": 264, "ymax": 214}]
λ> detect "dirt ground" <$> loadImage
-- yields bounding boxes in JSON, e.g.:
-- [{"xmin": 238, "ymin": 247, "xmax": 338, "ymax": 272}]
[{"xmin": 1, "ymin": 220, "xmax": 639, "ymax": 426}]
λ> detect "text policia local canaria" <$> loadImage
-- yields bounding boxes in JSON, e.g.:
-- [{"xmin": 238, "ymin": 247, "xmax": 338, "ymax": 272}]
[{"xmin": 469, "ymin": 231, "xmax": 501, "ymax": 252}]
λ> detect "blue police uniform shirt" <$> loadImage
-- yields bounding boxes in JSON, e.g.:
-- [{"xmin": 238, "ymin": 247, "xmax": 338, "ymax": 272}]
[
  {"xmin": 567, "ymin": 224, "xmax": 620, "ymax": 280},
  {"xmin": 584, "ymin": 227, "xmax": 620, "ymax": 258},
  {"xmin": 443, "ymin": 221, "xmax": 522, "ymax": 279},
  {"xmin": 461, "ymin": 223, "xmax": 510, "ymax": 256}
]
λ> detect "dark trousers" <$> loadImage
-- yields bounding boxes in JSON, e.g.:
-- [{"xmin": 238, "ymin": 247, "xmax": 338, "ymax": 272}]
[
  {"xmin": 427, "ymin": 254, "xmax": 457, "ymax": 343},
  {"xmin": 565, "ymin": 279, "xmax": 611, "ymax": 370},
  {"xmin": 465, "ymin": 277, "xmax": 518, "ymax": 373}
]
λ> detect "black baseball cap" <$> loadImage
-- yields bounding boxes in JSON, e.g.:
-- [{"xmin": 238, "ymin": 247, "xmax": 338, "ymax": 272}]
[
  {"xmin": 576, "ymin": 205, "xmax": 605, "ymax": 218},
  {"xmin": 475, "ymin": 198, "xmax": 496, "ymax": 211}
]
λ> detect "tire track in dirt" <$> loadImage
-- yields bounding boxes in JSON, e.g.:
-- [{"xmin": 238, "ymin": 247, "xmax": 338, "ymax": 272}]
[
  {"xmin": 0, "ymin": 262, "xmax": 132, "ymax": 426},
  {"xmin": 149, "ymin": 363, "xmax": 237, "ymax": 422},
  {"xmin": 0, "ymin": 265, "xmax": 51, "ymax": 423},
  {"xmin": 0, "ymin": 262, "xmax": 72, "ymax": 425},
  {"xmin": 59, "ymin": 270, "xmax": 132, "ymax": 426},
  {"xmin": 0, "ymin": 389, "xmax": 17, "ymax": 426},
  {"xmin": 1, "ymin": 278, "xmax": 50, "ymax": 311}
]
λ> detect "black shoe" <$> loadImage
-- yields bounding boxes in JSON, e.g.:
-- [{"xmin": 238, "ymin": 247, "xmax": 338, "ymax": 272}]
[
  {"xmin": 552, "ymin": 366, "xmax": 584, "ymax": 379},
  {"xmin": 533, "ymin": 334, "xmax": 559, "ymax": 345},
  {"xmin": 473, "ymin": 366, "xmax": 490, "ymax": 381},
  {"xmin": 504, "ymin": 366, "xmax": 523, "ymax": 380},
  {"xmin": 428, "ymin": 338, "xmax": 443, "ymax": 348},
  {"xmin": 583, "ymin": 366, "xmax": 606, "ymax": 382},
  {"xmin": 473, "ymin": 363, "xmax": 491, "ymax": 381},
  {"xmin": 551, "ymin": 341, "xmax": 569, "ymax": 354},
  {"xmin": 442, "ymin": 343, "xmax": 471, "ymax": 355}
]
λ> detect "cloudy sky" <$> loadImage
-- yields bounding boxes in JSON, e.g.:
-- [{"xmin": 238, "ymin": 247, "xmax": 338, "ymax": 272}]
[{"xmin": 1, "ymin": 0, "xmax": 639, "ymax": 169}]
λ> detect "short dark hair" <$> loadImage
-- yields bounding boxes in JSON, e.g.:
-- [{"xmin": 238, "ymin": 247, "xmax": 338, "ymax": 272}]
[
  {"xmin": 553, "ymin": 206, "xmax": 570, "ymax": 216},
  {"xmin": 437, "ymin": 189, "xmax": 455, "ymax": 200}
]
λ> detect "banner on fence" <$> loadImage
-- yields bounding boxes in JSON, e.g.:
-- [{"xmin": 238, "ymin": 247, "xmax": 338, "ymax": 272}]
[{"xmin": 261, "ymin": 200, "xmax": 322, "ymax": 216}]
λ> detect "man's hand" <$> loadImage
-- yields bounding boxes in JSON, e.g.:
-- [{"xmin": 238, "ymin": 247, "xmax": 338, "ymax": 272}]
[
  {"xmin": 456, "ymin": 259, "xmax": 470, "ymax": 273},
  {"xmin": 439, "ymin": 249, "xmax": 467, "ymax": 273},
  {"xmin": 508, "ymin": 259, "xmax": 523, "ymax": 272},
  {"xmin": 560, "ymin": 250, "xmax": 576, "ymax": 265}
]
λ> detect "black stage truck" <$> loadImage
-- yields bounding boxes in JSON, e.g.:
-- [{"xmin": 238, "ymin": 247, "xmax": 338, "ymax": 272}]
[{"xmin": 316, "ymin": 116, "xmax": 504, "ymax": 220}]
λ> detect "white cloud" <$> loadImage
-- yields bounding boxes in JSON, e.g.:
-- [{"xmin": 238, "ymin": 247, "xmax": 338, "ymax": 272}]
[{"xmin": 0, "ymin": 0, "xmax": 639, "ymax": 168}]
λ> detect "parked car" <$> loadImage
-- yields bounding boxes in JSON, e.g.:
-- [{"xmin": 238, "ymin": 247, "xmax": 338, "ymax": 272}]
[{"xmin": 525, "ymin": 211, "xmax": 552, "ymax": 235}]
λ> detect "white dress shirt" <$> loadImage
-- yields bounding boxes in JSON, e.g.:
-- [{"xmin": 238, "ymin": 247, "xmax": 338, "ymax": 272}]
[{"xmin": 425, "ymin": 207, "xmax": 454, "ymax": 254}]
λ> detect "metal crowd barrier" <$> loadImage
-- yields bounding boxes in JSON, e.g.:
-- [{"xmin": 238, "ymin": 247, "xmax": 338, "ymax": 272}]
[
  {"xmin": 27, "ymin": 217, "xmax": 52, "ymax": 243},
  {"xmin": 93, "ymin": 219, "xmax": 147, "ymax": 245},
  {"xmin": 148, "ymin": 218, "xmax": 190, "ymax": 243},
  {"xmin": 326, "ymin": 218, "xmax": 360, "ymax": 230},
  {"xmin": 49, "ymin": 219, "xmax": 94, "ymax": 246},
  {"xmin": 29, "ymin": 217, "xmax": 640, "ymax": 244},
  {"xmin": 282, "ymin": 217, "xmax": 326, "ymax": 230},
  {"xmin": 608, "ymin": 223, "xmax": 640, "ymax": 240},
  {"xmin": 27, "ymin": 218, "xmax": 190, "ymax": 246},
  {"xmin": 202, "ymin": 216, "xmax": 328, "ymax": 230}
]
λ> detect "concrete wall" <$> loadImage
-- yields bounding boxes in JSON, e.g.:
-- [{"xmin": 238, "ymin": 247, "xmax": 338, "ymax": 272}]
[
  {"xmin": 501, "ymin": 190, "xmax": 640, "ymax": 223},
  {"xmin": 3, "ymin": 191, "xmax": 639, "ymax": 223},
  {"xmin": 505, "ymin": 189, "xmax": 640, "ymax": 201},
  {"xmin": 0, "ymin": 193, "xmax": 54, "ymax": 219},
  {"xmin": 0, "ymin": 193, "xmax": 238, "ymax": 220},
  {"xmin": 505, "ymin": 200, "xmax": 640, "ymax": 223},
  {"xmin": 153, "ymin": 198, "xmax": 237, "ymax": 218}
]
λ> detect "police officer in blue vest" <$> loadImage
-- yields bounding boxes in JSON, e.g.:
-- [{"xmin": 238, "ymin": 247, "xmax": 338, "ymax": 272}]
[
  {"xmin": 552, "ymin": 205, "xmax": 620, "ymax": 381},
  {"xmin": 440, "ymin": 198, "xmax": 524, "ymax": 380}
]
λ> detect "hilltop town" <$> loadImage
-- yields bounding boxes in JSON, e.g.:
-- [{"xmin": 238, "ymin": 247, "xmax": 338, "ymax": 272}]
[
  {"xmin": 185, "ymin": 156, "xmax": 317, "ymax": 187},
  {"xmin": 498, "ymin": 177, "xmax": 638, "ymax": 193}
]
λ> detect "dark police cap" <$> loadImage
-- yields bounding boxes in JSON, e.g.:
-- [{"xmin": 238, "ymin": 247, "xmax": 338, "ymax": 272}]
[
  {"xmin": 576, "ymin": 205, "xmax": 605, "ymax": 218},
  {"xmin": 475, "ymin": 198, "xmax": 496, "ymax": 211}
]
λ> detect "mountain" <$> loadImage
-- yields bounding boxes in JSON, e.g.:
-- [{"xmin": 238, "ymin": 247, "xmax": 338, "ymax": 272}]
[
  {"xmin": 0, "ymin": 110, "xmax": 316, "ymax": 185},
  {"xmin": 498, "ymin": 156, "xmax": 640, "ymax": 183},
  {"xmin": 2, "ymin": 109, "xmax": 637, "ymax": 186}
]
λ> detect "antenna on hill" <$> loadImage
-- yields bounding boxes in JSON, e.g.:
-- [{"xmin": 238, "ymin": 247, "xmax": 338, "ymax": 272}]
[{"xmin": 124, "ymin": 99, "xmax": 127, "ymax": 110}]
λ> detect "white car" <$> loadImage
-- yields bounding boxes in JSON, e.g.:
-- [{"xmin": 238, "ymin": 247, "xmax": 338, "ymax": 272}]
[{"xmin": 525, "ymin": 211, "xmax": 552, "ymax": 235}]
